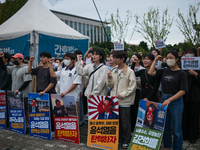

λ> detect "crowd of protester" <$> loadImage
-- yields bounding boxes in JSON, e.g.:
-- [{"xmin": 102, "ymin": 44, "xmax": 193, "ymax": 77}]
[{"xmin": 0, "ymin": 46, "xmax": 200, "ymax": 149}]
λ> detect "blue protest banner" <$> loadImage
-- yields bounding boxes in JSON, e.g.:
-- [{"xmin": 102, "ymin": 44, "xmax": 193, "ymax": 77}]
[
  {"xmin": 28, "ymin": 93, "xmax": 51, "ymax": 140},
  {"xmin": 7, "ymin": 91, "xmax": 26, "ymax": 135}
]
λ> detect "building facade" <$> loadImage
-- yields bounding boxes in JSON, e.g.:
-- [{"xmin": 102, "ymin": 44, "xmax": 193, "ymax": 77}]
[{"xmin": 51, "ymin": 10, "xmax": 111, "ymax": 44}]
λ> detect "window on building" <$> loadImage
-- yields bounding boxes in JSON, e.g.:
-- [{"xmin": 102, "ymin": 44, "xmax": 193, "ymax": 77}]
[
  {"xmin": 65, "ymin": 20, "xmax": 68, "ymax": 25},
  {"xmin": 83, "ymin": 24, "xmax": 85, "ymax": 35},
  {"xmin": 79, "ymin": 23, "xmax": 81, "ymax": 33},
  {"xmin": 74, "ymin": 22, "xmax": 77, "ymax": 31},
  {"xmin": 90, "ymin": 25, "xmax": 93, "ymax": 44},
  {"xmin": 101, "ymin": 27, "xmax": 103, "ymax": 42},
  {"xmin": 87, "ymin": 24, "xmax": 89, "ymax": 36},
  {"xmin": 70, "ymin": 21, "xmax": 73, "ymax": 28},
  {"xmin": 94, "ymin": 25, "xmax": 96, "ymax": 43},
  {"xmin": 97, "ymin": 26, "xmax": 100, "ymax": 43}
]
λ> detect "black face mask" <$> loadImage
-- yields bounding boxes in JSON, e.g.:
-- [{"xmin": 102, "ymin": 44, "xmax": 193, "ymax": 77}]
[{"xmin": 14, "ymin": 61, "xmax": 19, "ymax": 65}]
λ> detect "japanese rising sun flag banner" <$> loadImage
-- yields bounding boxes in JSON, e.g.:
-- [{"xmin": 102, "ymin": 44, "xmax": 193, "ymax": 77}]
[{"xmin": 87, "ymin": 95, "xmax": 119, "ymax": 150}]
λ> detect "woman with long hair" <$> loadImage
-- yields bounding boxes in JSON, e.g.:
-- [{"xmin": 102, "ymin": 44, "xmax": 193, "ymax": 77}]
[{"xmin": 149, "ymin": 50, "xmax": 188, "ymax": 150}]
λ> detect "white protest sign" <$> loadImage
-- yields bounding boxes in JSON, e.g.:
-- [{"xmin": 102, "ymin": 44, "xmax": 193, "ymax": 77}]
[
  {"xmin": 114, "ymin": 42, "xmax": 124, "ymax": 51},
  {"xmin": 154, "ymin": 39, "xmax": 166, "ymax": 49},
  {"xmin": 181, "ymin": 57, "xmax": 200, "ymax": 70}
]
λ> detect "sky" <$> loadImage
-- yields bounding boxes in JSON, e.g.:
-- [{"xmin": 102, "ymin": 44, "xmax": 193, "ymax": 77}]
[{"xmin": 2, "ymin": 0, "xmax": 199, "ymax": 46}]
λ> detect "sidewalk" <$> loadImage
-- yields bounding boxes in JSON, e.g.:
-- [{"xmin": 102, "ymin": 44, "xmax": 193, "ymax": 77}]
[{"xmin": 0, "ymin": 123, "xmax": 199, "ymax": 150}]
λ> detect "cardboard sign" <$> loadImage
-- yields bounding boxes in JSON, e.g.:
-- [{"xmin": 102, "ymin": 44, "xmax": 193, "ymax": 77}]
[
  {"xmin": 181, "ymin": 57, "xmax": 200, "ymax": 70},
  {"xmin": 114, "ymin": 42, "xmax": 124, "ymax": 51},
  {"xmin": 128, "ymin": 100, "xmax": 167, "ymax": 150},
  {"xmin": 87, "ymin": 95, "xmax": 119, "ymax": 149},
  {"xmin": 154, "ymin": 39, "xmax": 166, "ymax": 49},
  {"xmin": 51, "ymin": 94, "xmax": 79, "ymax": 144},
  {"xmin": 7, "ymin": 91, "xmax": 26, "ymax": 135},
  {"xmin": 0, "ymin": 90, "xmax": 6, "ymax": 129},
  {"xmin": 28, "ymin": 93, "xmax": 51, "ymax": 140}
]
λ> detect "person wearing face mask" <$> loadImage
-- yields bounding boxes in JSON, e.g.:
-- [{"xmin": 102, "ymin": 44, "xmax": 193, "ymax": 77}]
[
  {"xmin": 49, "ymin": 52, "xmax": 82, "ymax": 123},
  {"xmin": 149, "ymin": 50, "xmax": 188, "ymax": 150},
  {"xmin": 0, "ymin": 52, "xmax": 32, "ymax": 132},
  {"xmin": 182, "ymin": 48, "xmax": 200, "ymax": 144}
]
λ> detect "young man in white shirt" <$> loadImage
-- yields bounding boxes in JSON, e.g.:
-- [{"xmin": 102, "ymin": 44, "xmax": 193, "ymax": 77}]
[{"xmin": 49, "ymin": 52, "xmax": 82, "ymax": 122}]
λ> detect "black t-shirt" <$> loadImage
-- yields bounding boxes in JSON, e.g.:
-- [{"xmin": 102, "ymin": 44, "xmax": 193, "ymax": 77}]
[
  {"xmin": 32, "ymin": 66, "xmax": 57, "ymax": 94},
  {"xmin": 156, "ymin": 68, "xmax": 188, "ymax": 94}
]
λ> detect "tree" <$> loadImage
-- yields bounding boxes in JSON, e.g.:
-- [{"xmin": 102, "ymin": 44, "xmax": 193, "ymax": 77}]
[
  {"xmin": 105, "ymin": 8, "xmax": 135, "ymax": 43},
  {"xmin": 177, "ymin": 4, "xmax": 200, "ymax": 47},
  {"xmin": 0, "ymin": 0, "xmax": 27, "ymax": 25},
  {"xmin": 139, "ymin": 41, "xmax": 149, "ymax": 52},
  {"xmin": 134, "ymin": 6, "xmax": 173, "ymax": 48}
]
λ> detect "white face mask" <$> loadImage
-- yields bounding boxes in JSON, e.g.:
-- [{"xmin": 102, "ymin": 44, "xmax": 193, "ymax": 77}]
[
  {"xmin": 166, "ymin": 59, "xmax": 175, "ymax": 67},
  {"xmin": 54, "ymin": 63, "xmax": 59, "ymax": 68},
  {"xmin": 64, "ymin": 59, "xmax": 71, "ymax": 67},
  {"xmin": 185, "ymin": 54, "xmax": 194, "ymax": 57}
]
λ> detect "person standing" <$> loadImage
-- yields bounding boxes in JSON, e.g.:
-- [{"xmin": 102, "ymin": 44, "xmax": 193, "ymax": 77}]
[
  {"xmin": 28, "ymin": 52, "xmax": 57, "ymax": 131},
  {"xmin": 148, "ymin": 50, "xmax": 188, "ymax": 150},
  {"xmin": 107, "ymin": 50, "xmax": 136, "ymax": 149},
  {"xmin": 0, "ymin": 52, "xmax": 32, "ymax": 131}
]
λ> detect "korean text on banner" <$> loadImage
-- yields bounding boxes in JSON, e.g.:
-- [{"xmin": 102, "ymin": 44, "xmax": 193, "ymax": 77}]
[
  {"xmin": 154, "ymin": 39, "xmax": 166, "ymax": 49},
  {"xmin": 28, "ymin": 93, "xmax": 51, "ymax": 140},
  {"xmin": 128, "ymin": 100, "xmax": 167, "ymax": 150},
  {"xmin": 51, "ymin": 94, "xmax": 79, "ymax": 144},
  {"xmin": 0, "ymin": 90, "xmax": 6, "ymax": 129},
  {"xmin": 7, "ymin": 91, "xmax": 26, "ymax": 135},
  {"xmin": 87, "ymin": 95, "xmax": 119, "ymax": 150},
  {"xmin": 114, "ymin": 42, "xmax": 124, "ymax": 51},
  {"xmin": 181, "ymin": 57, "xmax": 200, "ymax": 70}
]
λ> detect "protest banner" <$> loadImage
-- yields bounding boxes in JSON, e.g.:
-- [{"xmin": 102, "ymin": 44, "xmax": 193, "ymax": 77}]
[
  {"xmin": 181, "ymin": 57, "xmax": 200, "ymax": 70},
  {"xmin": 0, "ymin": 90, "xmax": 6, "ymax": 129},
  {"xmin": 28, "ymin": 93, "xmax": 51, "ymax": 140},
  {"xmin": 51, "ymin": 94, "xmax": 79, "ymax": 144},
  {"xmin": 154, "ymin": 39, "xmax": 166, "ymax": 49},
  {"xmin": 7, "ymin": 91, "xmax": 26, "ymax": 135},
  {"xmin": 128, "ymin": 100, "xmax": 167, "ymax": 150},
  {"xmin": 114, "ymin": 42, "xmax": 124, "ymax": 51},
  {"xmin": 87, "ymin": 95, "xmax": 119, "ymax": 150}
]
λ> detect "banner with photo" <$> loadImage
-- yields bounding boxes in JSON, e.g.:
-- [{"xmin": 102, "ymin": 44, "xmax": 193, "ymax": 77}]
[
  {"xmin": 181, "ymin": 57, "xmax": 200, "ymax": 70},
  {"xmin": 154, "ymin": 39, "xmax": 166, "ymax": 49},
  {"xmin": 7, "ymin": 91, "xmax": 26, "ymax": 135},
  {"xmin": 0, "ymin": 90, "xmax": 6, "ymax": 129},
  {"xmin": 128, "ymin": 100, "xmax": 167, "ymax": 150},
  {"xmin": 28, "ymin": 93, "xmax": 51, "ymax": 140},
  {"xmin": 51, "ymin": 94, "xmax": 79, "ymax": 144},
  {"xmin": 87, "ymin": 95, "xmax": 119, "ymax": 150}
]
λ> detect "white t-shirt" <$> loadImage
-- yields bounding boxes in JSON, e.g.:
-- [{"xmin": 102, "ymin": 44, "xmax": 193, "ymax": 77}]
[
  {"xmin": 55, "ymin": 66, "xmax": 82, "ymax": 101},
  {"xmin": 117, "ymin": 69, "xmax": 122, "ymax": 75}
]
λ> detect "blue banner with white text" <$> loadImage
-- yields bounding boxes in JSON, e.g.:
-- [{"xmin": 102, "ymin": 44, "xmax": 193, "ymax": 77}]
[
  {"xmin": 39, "ymin": 33, "xmax": 88, "ymax": 59},
  {"xmin": 0, "ymin": 34, "xmax": 30, "ymax": 57}
]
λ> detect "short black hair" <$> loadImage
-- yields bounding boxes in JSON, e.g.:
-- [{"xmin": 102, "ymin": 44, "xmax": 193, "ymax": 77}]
[
  {"xmin": 104, "ymin": 97, "xmax": 114, "ymax": 107},
  {"xmin": 24, "ymin": 56, "xmax": 30, "ymax": 61},
  {"xmin": 40, "ymin": 52, "xmax": 51, "ymax": 58},
  {"xmin": 165, "ymin": 50, "xmax": 179, "ymax": 59},
  {"xmin": 64, "ymin": 52, "xmax": 76, "ymax": 60},
  {"xmin": 184, "ymin": 47, "xmax": 197, "ymax": 56},
  {"xmin": 92, "ymin": 49, "xmax": 105, "ymax": 63},
  {"xmin": 151, "ymin": 49, "xmax": 160, "ymax": 55},
  {"xmin": 88, "ymin": 50, "xmax": 93, "ymax": 54},
  {"xmin": 4, "ymin": 53, "xmax": 11, "ymax": 62},
  {"xmin": 143, "ymin": 53, "xmax": 155, "ymax": 61},
  {"xmin": 113, "ymin": 51, "xmax": 127, "ymax": 63},
  {"xmin": 74, "ymin": 50, "xmax": 82, "ymax": 55}
]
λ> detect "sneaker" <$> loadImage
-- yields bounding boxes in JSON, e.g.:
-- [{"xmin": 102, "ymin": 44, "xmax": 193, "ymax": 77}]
[{"xmin": 122, "ymin": 143, "xmax": 129, "ymax": 149}]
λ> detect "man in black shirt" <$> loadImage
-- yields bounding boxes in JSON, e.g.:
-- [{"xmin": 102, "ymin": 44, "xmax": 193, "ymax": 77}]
[{"xmin": 28, "ymin": 52, "xmax": 57, "ymax": 132}]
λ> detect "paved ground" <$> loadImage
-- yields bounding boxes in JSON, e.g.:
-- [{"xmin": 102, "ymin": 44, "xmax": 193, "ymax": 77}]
[{"xmin": 0, "ymin": 123, "xmax": 200, "ymax": 150}]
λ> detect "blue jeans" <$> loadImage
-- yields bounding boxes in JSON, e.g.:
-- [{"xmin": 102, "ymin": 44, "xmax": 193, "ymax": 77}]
[{"xmin": 161, "ymin": 93, "xmax": 184, "ymax": 150}]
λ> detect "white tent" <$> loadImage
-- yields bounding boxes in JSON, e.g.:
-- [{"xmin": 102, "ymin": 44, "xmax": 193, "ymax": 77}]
[{"xmin": 0, "ymin": 0, "xmax": 89, "ymax": 67}]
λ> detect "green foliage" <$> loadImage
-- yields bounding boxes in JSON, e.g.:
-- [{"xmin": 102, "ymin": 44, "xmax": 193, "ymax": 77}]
[
  {"xmin": 0, "ymin": 0, "xmax": 27, "ymax": 25},
  {"xmin": 177, "ymin": 4, "xmax": 200, "ymax": 47},
  {"xmin": 139, "ymin": 41, "xmax": 149, "ymax": 52},
  {"xmin": 134, "ymin": 6, "xmax": 173, "ymax": 48},
  {"xmin": 105, "ymin": 8, "xmax": 135, "ymax": 43}
]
